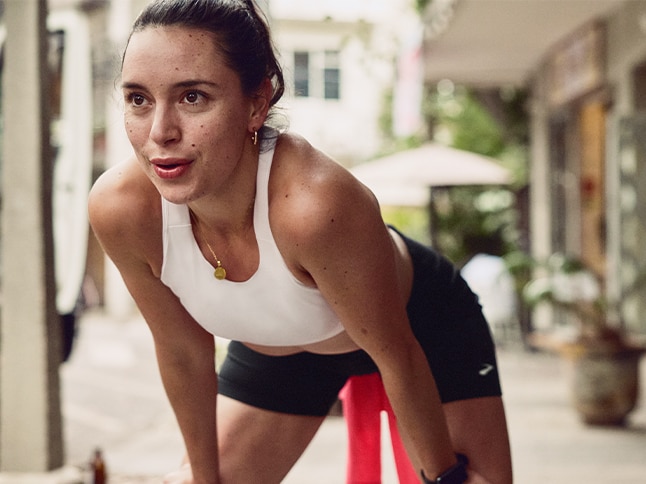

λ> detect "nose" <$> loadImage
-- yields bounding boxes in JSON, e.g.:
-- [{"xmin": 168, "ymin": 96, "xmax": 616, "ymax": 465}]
[{"xmin": 149, "ymin": 103, "xmax": 181, "ymax": 145}]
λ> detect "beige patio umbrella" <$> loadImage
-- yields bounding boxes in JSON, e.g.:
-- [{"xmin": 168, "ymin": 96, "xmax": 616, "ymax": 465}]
[{"xmin": 351, "ymin": 143, "xmax": 512, "ymax": 206}]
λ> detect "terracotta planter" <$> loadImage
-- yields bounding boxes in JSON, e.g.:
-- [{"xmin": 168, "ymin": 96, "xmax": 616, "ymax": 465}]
[
  {"xmin": 561, "ymin": 345, "xmax": 645, "ymax": 426},
  {"xmin": 530, "ymin": 332, "xmax": 646, "ymax": 426}
]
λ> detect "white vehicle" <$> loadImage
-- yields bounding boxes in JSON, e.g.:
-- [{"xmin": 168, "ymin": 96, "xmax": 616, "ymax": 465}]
[{"xmin": 0, "ymin": 9, "xmax": 93, "ymax": 361}]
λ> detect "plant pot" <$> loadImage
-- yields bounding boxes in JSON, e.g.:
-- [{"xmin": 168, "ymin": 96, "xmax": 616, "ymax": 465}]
[
  {"xmin": 530, "ymin": 332, "xmax": 646, "ymax": 426},
  {"xmin": 561, "ymin": 345, "xmax": 645, "ymax": 426}
]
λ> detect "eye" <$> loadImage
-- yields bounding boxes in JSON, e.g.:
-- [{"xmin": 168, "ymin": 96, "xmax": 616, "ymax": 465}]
[
  {"xmin": 132, "ymin": 94, "xmax": 146, "ymax": 106},
  {"xmin": 125, "ymin": 92, "xmax": 149, "ymax": 107},
  {"xmin": 182, "ymin": 90, "xmax": 204, "ymax": 105}
]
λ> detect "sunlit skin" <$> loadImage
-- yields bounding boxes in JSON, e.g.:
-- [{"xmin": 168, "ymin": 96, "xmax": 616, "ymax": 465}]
[
  {"xmin": 122, "ymin": 27, "xmax": 259, "ymax": 222},
  {"xmin": 89, "ymin": 25, "xmax": 511, "ymax": 484}
]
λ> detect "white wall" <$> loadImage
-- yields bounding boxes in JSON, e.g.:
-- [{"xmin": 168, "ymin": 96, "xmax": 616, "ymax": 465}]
[
  {"xmin": 270, "ymin": 0, "xmax": 393, "ymax": 23},
  {"xmin": 605, "ymin": 1, "xmax": 646, "ymax": 115},
  {"xmin": 271, "ymin": 1, "xmax": 420, "ymax": 165}
]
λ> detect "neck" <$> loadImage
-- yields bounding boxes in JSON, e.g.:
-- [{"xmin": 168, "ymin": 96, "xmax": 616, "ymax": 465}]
[
  {"xmin": 190, "ymin": 191, "xmax": 256, "ymax": 237},
  {"xmin": 188, "ymin": 147, "xmax": 258, "ymax": 234}
]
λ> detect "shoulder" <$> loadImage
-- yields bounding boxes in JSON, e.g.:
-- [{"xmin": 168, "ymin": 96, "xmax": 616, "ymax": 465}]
[
  {"xmin": 268, "ymin": 133, "xmax": 386, "ymax": 271},
  {"xmin": 88, "ymin": 157, "xmax": 162, "ymax": 272},
  {"xmin": 272, "ymin": 133, "xmax": 379, "ymax": 228}
]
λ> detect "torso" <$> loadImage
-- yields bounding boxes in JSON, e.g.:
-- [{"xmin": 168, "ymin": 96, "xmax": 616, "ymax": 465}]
[
  {"xmin": 117, "ymin": 133, "xmax": 414, "ymax": 356},
  {"xmin": 161, "ymin": 142, "xmax": 354, "ymax": 347}
]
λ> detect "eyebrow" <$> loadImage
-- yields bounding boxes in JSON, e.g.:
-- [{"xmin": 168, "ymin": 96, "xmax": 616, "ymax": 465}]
[{"xmin": 121, "ymin": 79, "xmax": 221, "ymax": 91}]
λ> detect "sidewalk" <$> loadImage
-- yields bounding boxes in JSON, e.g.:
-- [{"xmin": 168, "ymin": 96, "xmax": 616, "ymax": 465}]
[{"xmin": 3, "ymin": 309, "xmax": 646, "ymax": 483}]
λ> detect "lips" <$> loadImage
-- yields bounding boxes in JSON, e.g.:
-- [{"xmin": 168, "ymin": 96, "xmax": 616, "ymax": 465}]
[{"xmin": 150, "ymin": 158, "xmax": 192, "ymax": 179}]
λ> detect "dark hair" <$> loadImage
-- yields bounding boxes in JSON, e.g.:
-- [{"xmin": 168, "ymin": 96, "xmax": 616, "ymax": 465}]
[{"xmin": 126, "ymin": 0, "xmax": 285, "ymax": 134}]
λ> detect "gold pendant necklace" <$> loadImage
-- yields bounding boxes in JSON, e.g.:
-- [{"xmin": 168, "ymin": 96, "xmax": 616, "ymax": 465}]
[
  {"xmin": 189, "ymin": 210, "xmax": 227, "ymax": 280},
  {"xmin": 207, "ymin": 244, "xmax": 227, "ymax": 280}
]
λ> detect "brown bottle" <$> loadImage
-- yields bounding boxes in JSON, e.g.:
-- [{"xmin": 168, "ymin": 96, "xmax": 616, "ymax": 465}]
[{"xmin": 90, "ymin": 448, "xmax": 107, "ymax": 484}]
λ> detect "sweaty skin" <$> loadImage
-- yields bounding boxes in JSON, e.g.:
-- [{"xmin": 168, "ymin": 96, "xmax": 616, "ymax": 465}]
[{"xmin": 89, "ymin": 24, "xmax": 511, "ymax": 484}]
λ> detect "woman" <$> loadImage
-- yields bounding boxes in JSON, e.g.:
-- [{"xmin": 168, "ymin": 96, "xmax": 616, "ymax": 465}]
[{"xmin": 88, "ymin": 0, "xmax": 512, "ymax": 482}]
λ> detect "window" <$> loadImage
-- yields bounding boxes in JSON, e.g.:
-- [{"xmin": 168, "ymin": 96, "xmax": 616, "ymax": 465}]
[
  {"xmin": 294, "ymin": 51, "xmax": 309, "ymax": 97},
  {"xmin": 292, "ymin": 50, "xmax": 340, "ymax": 100},
  {"xmin": 323, "ymin": 50, "xmax": 340, "ymax": 100}
]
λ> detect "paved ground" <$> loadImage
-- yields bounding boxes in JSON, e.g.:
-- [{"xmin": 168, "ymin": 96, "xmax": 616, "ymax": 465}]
[{"xmin": 2, "ymin": 309, "xmax": 646, "ymax": 483}]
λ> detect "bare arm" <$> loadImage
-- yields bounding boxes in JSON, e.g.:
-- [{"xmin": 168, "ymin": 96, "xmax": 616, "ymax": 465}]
[
  {"xmin": 127, "ymin": 262, "xmax": 218, "ymax": 484},
  {"xmin": 88, "ymin": 161, "xmax": 219, "ymax": 483},
  {"xmin": 276, "ymin": 150, "xmax": 457, "ymax": 479}
]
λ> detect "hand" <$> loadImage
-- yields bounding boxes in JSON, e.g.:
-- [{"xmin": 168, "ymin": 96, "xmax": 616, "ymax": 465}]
[{"xmin": 163, "ymin": 463, "xmax": 194, "ymax": 484}]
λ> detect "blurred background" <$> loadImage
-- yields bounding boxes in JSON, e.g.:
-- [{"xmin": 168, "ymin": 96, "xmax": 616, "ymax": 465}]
[
  {"xmin": 2, "ymin": 0, "xmax": 646, "ymax": 480},
  {"xmin": 4, "ymin": 0, "xmax": 644, "ymax": 341}
]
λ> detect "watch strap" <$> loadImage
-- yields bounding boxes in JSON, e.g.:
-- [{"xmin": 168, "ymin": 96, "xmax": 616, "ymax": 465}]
[{"xmin": 421, "ymin": 453, "xmax": 469, "ymax": 484}]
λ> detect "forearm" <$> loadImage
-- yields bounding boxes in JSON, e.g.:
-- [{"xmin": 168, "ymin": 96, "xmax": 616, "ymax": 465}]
[
  {"xmin": 379, "ymin": 345, "xmax": 457, "ymax": 480},
  {"xmin": 156, "ymin": 344, "xmax": 220, "ymax": 483}
]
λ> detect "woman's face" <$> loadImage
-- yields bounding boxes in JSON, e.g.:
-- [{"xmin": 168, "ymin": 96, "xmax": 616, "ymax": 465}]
[{"xmin": 121, "ymin": 26, "xmax": 260, "ymax": 204}]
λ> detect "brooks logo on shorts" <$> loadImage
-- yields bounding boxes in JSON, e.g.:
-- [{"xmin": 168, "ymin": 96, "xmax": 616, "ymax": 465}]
[{"xmin": 479, "ymin": 363, "xmax": 495, "ymax": 376}]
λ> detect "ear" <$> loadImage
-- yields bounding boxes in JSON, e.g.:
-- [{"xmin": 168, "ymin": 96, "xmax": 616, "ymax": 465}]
[{"xmin": 248, "ymin": 78, "xmax": 273, "ymax": 131}]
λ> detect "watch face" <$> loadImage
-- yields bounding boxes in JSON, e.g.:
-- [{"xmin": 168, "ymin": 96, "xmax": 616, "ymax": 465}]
[{"xmin": 436, "ymin": 460, "xmax": 468, "ymax": 484}]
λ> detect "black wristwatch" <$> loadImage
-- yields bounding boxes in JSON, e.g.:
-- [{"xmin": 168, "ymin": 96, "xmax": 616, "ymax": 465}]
[{"xmin": 421, "ymin": 453, "xmax": 469, "ymax": 484}]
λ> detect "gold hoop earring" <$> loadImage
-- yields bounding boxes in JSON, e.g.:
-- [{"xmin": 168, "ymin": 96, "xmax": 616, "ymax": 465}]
[{"xmin": 252, "ymin": 130, "xmax": 258, "ymax": 146}]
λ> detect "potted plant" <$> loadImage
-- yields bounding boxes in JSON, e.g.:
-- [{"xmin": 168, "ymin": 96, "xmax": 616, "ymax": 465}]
[{"xmin": 520, "ymin": 252, "xmax": 646, "ymax": 426}]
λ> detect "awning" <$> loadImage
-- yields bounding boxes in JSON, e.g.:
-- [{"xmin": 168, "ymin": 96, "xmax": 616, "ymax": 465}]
[{"xmin": 422, "ymin": 0, "xmax": 624, "ymax": 86}]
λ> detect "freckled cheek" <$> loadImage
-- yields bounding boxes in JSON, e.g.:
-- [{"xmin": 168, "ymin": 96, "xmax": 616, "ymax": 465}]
[
  {"xmin": 124, "ymin": 116, "xmax": 150, "ymax": 148},
  {"xmin": 190, "ymin": 121, "xmax": 222, "ymax": 148}
]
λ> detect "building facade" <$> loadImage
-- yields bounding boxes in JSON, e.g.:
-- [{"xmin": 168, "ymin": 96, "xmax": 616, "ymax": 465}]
[
  {"xmin": 270, "ymin": 0, "xmax": 420, "ymax": 165},
  {"xmin": 422, "ymin": 0, "xmax": 646, "ymax": 333}
]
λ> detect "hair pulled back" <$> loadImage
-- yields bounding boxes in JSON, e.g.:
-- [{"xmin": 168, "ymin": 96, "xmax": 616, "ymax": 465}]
[{"xmin": 129, "ymin": 0, "xmax": 285, "ymax": 113}]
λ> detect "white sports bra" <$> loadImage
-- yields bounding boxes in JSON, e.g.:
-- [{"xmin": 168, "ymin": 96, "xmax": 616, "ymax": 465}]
[{"xmin": 160, "ymin": 145, "xmax": 345, "ymax": 346}]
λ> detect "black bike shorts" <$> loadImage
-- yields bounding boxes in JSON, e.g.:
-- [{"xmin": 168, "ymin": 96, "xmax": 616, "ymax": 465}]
[{"xmin": 217, "ymin": 231, "xmax": 502, "ymax": 416}]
